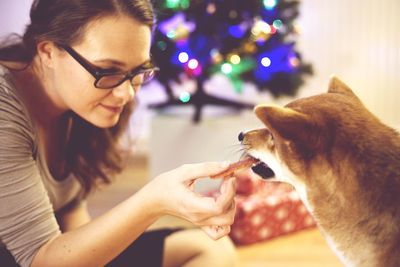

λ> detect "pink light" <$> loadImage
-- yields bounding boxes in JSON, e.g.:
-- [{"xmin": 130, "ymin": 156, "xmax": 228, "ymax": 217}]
[{"xmin": 188, "ymin": 59, "xmax": 199, "ymax": 70}]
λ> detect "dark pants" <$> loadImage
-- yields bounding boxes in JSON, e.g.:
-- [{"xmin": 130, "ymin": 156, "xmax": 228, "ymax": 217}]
[
  {"xmin": 0, "ymin": 228, "xmax": 180, "ymax": 267},
  {"xmin": 0, "ymin": 247, "xmax": 17, "ymax": 267}
]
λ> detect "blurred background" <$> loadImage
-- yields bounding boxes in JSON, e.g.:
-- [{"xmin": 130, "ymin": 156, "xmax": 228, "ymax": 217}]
[
  {"xmin": 1, "ymin": 0, "xmax": 399, "ymax": 125},
  {"xmin": 1, "ymin": 1, "xmax": 399, "ymax": 166},
  {"xmin": 1, "ymin": 1, "xmax": 399, "ymax": 266}
]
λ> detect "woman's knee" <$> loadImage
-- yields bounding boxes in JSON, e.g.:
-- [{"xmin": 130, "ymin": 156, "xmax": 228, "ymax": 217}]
[
  {"xmin": 163, "ymin": 228, "xmax": 237, "ymax": 267},
  {"xmin": 209, "ymin": 235, "xmax": 237, "ymax": 266}
]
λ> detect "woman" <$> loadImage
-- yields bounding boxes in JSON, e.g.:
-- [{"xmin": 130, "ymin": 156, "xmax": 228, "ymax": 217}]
[{"xmin": 0, "ymin": 0, "xmax": 237, "ymax": 266}]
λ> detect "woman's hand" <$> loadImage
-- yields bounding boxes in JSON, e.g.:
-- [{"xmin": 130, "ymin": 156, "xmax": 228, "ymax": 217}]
[{"xmin": 145, "ymin": 162, "xmax": 237, "ymax": 240}]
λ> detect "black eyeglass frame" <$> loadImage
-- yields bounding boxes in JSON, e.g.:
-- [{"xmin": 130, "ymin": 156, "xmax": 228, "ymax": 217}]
[{"xmin": 61, "ymin": 45, "xmax": 159, "ymax": 89}]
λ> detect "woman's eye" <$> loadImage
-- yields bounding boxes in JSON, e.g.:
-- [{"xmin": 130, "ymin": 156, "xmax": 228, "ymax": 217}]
[{"xmin": 97, "ymin": 67, "xmax": 121, "ymax": 74}]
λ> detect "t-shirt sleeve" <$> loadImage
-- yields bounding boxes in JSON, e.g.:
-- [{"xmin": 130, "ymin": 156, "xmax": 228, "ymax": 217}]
[{"xmin": 0, "ymin": 83, "xmax": 61, "ymax": 267}]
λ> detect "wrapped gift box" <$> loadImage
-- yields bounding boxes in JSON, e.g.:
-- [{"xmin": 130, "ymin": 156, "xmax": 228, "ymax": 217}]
[{"xmin": 229, "ymin": 172, "xmax": 316, "ymax": 245}]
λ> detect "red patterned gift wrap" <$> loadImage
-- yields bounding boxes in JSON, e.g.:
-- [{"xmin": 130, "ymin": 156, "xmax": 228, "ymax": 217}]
[{"xmin": 229, "ymin": 180, "xmax": 316, "ymax": 246}]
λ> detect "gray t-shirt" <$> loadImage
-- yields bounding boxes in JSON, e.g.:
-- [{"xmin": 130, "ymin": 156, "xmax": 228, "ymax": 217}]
[{"xmin": 0, "ymin": 65, "xmax": 82, "ymax": 267}]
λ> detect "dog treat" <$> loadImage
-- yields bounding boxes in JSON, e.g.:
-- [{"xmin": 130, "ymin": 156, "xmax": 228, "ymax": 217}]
[{"xmin": 211, "ymin": 158, "xmax": 259, "ymax": 179}]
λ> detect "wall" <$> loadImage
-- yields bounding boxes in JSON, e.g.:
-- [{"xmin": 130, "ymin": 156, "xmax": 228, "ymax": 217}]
[
  {"xmin": 297, "ymin": 0, "xmax": 400, "ymax": 128},
  {"xmin": 0, "ymin": 1, "xmax": 32, "ymax": 38}
]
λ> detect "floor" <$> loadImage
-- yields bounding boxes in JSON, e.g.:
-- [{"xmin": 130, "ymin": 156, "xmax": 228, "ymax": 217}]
[{"xmin": 87, "ymin": 155, "xmax": 343, "ymax": 267}]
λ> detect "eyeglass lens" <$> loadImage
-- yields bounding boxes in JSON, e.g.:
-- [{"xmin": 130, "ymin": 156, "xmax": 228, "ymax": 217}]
[{"xmin": 95, "ymin": 69, "xmax": 156, "ymax": 89}]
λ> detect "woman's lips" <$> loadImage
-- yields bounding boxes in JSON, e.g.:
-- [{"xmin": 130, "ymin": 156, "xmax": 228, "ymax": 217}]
[{"xmin": 100, "ymin": 104, "xmax": 123, "ymax": 113}]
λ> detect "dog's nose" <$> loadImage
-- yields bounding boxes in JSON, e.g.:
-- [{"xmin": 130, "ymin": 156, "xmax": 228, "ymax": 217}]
[{"xmin": 238, "ymin": 132, "xmax": 245, "ymax": 142}]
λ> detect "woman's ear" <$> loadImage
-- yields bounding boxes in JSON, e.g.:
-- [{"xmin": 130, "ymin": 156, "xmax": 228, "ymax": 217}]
[{"xmin": 36, "ymin": 41, "xmax": 58, "ymax": 68}]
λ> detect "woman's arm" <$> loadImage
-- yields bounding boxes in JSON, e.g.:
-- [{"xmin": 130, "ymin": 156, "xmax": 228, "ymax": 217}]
[
  {"xmin": 32, "ymin": 184, "xmax": 160, "ymax": 267},
  {"xmin": 31, "ymin": 162, "xmax": 236, "ymax": 267}
]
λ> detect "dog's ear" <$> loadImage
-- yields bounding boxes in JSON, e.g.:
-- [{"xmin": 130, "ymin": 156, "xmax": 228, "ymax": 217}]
[
  {"xmin": 254, "ymin": 104, "xmax": 314, "ymax": 144},
  {"xmin": 328, "ymin": 75, "xmax": 359, "ymax": 98}
]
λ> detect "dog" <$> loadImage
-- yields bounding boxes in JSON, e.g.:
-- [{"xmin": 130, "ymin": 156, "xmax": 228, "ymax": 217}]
[{"xmin": 240, "ymin": 76, "xmax": 400, "ymax": 266}]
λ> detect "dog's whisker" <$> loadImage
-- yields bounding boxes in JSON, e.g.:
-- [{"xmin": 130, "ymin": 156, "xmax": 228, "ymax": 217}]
[{"xmin": 220, "ymin": 144, "xmax": 249, "ymax": 160}]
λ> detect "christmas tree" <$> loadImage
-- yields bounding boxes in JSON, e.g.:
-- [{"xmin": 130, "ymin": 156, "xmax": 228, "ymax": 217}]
[{"xmin": 150, "ymin": 0, "xmax": 312, "ymax": 122}]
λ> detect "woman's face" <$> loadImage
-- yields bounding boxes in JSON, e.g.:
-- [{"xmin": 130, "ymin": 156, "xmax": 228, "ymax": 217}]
[{"xmin": 50, "ymin": 15, "xmax": 152, "ymax": 128}]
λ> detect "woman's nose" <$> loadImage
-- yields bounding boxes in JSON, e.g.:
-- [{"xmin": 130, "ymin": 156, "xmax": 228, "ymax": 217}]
[
  {"xmin": 238, "ymin": 132, "xmax": 245, "ymax": 142},
  {"xmin": 112, "ymin": 81, "xmax": 135, "ymax": 102}
]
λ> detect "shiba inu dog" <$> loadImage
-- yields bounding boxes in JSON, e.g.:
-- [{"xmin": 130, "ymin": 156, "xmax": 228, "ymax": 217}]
[{"xmin": 240, "ymin": 76, "xmax": 400, "ymax": 266}]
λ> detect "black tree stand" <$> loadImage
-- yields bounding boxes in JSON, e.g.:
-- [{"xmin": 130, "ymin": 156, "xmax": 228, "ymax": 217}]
[{"xmin": 149, "ymin": 78, "xmax": 254, "ymax": 123}]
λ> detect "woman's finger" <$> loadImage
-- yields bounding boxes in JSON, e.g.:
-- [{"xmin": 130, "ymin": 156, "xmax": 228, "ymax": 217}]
[
  {"xmin": 186, "ymin": 177, "xmax": 236, "ymax": 223},
  {"xmin": 215, "ymin": 177, "xmax": 237, "ymax": 212},
  {"xmin": 196, "ymin": 199, "xmax": 236, "ymax": 226},
  {"xmin": 176, "ymin": 161, "xmax": 231, "ymax": 182},
  {"xmin": 201, "ymin": 225, "xmax": 231, "ymax": 240},
  {"xmin": 189, "ymin": 178, "xmax": 236, "ymax": 222}
]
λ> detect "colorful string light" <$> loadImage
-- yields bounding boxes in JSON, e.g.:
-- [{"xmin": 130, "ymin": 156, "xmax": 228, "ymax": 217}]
[
  {"xmin": 178, "ymin": 52, "xmax": 189, "ymax": 63},
  {"xmin": 151, "ymin": 0, "xmax": 312, "ymax": 107},
  {"xmin": 263, "ymin": 0, "xmax": 277, "ymax": 10},
  {"xmin": 221, "ymin": 63, "xmax": 233, "ymax": 74},
  {"xmin": 261, "ymin": 57, "xmax": 272, "ymax": 67},
  {"xmin": 165, "ymin": 0, "xmax": 190, "ymax": 10},
  {"xmin": 187, "ymin": 59, "xmax": 199, "ymax": 70},
  {"xmin": 179, "ymin": 91, "xmax": 191, "ymax": 103},
  {"xmin": 229, "ymin": 54, "xmax": 241, "ymax": 65}
]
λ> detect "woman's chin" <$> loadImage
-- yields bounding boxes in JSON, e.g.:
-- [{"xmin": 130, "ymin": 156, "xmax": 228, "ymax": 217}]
[
  {"xmin": 97, "ymin": 118, "xmax": 119, "ymax": 128},
  {"xmin": 76, "ymin": 109, "xmax": 121, "ymax": 128},
  {"xmin": 86, "ymin": 115, "xmax": 120, "ymax": 128}
]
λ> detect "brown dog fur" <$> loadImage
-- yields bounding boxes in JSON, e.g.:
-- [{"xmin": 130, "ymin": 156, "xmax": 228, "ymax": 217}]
[{"xmin": 241, "ymin": 77, "xmax": 400, "ymax": 266}]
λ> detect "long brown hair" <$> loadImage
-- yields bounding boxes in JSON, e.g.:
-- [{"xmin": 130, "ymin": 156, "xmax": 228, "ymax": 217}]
[{"xmin": 0, "ymin": 0, "xmax": 155, "ymax": 196}]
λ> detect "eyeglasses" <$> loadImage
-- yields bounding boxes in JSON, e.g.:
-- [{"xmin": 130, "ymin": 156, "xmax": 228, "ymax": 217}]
[{"xmin": 61, "ymin": 45, "xmax": 159, "ymax": 89}]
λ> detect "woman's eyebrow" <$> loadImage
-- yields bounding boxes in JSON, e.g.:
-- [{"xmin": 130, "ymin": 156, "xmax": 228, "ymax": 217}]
[
  {"xmin": 93, "ymin": 58, "xmax": 152, "ymax": 69},
  {"xmin": 93, "ymin": 58, "xmax": 127, "ymax": 68}
]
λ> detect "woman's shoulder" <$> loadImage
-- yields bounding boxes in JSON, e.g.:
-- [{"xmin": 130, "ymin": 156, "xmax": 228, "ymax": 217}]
[
  {"xmin": 0, "ymin": 61, "xmax": 27, "ymax": 84},
  {"xmin": 0, "ymin": 63, "xmax": 18, "ymax": 92},
  {"xmin": 0, "ymin": 64, "xmax": 27, "ymax": 116},
  {"xmin": 0, "ymin": 63, "xmax": 37, "ymax": 149},
  {"xmin": 0, "ymin": 63, "xmax": 11, "ymax": 81}
]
